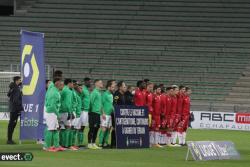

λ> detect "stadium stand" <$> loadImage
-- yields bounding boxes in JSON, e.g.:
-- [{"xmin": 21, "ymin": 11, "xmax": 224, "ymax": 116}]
[{"xmin": 0, "ymin": 0, "xmax": 250, "ymax": 111}]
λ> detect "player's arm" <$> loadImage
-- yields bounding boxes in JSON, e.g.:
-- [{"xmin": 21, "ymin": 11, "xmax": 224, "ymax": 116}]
[
  {"xmin": 72, "ymin": 92, "xmax": 78, "ymax": 112},
  {"xmin": 102, "ymin": 93, "xmax": 106, "ymax": 114},
  {"xmin": 90, "ymin": 90, "xmax": 97, "ymax": 111},
  {"xmin": 11, "ymin": 88, "xmax": 23, "ymax": 112},
  {"xmin": 63, "ymin": 89, "xmax": 72, "ymax": 114},
  {"xmin": 177, "ymin": 98, "xmax": 183, "ymax": 115},
  {"xmin": 133, "ymin": 90, "xmax": 138, "ymax": 105},
  {"xmin": 100, "ymin": 93, "xmax": 103, "ymax": 114},
  {"xmin": 82, "ymin": 88, "xmax": 86, "ymax": 99},
  {"xmin": 161, "ymin": 97, "xmax": 166, "ymax": 117},
  {"xmin": 47, "ymin": 93, "xmax": 60, "ymax": 117},
  {"xmin": 147, "ymin": 96, "xmax": 153, "ymax": 115},
  {"xmin": 101, "ymin": 93, "xmax": 107, "ymax": 120}
]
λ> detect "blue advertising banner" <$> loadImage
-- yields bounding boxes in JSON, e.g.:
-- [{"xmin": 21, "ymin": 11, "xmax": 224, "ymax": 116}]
[
  {"xmin": 186, "ymin": 141, "xmax": 240, "ymax": 161},
  {"xmin": 20, "ymin": 30, "xmax": 46, "ymax": 140},
  {"xmin": 114, "ymin": 106, "xmax": 149, "ymax": 149}
]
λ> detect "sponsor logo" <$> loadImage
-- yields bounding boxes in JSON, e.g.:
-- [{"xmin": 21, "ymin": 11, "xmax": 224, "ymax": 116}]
[
  {"xmin": 187, "ymin": 141, "xmax": 240, "ymax": 161},
  {"xmin": 0, "ymin": 153, "xmax": 33, "ymax": 161},
  {"xmin": 200, "ymin": 112, "xmax": 234, "ymax": 122},
  {"xmin": 235, "ymin": 113, "xmax": 250, "ymax": 124},
  {"xmin": 21, "ymin": 44, "xmax": 39, "ymax": 96},
  {"xmin": 191, "ymin": 111, "xmax": 250, "ymax": 131}
]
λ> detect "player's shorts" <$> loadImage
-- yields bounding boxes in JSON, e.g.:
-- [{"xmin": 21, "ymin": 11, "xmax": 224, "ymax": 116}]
[
  {"xmin": 88, "ymin": 112, "xmax": 100, "ymax": 128},
  {"xmin": 100, "ymin": 114, "xmax": 112, "ymax": 128},
  {"xmin": 59, "ymin": 112, "xmax": 71, "ymax": 129},
  {"xmin": 72, "ymin": 117, "xmax": 81, "ymax": 130},
  {"xmin": 43, "ymin": 106, "xmax": 47, "ymax": 124},
  {"xmin": 79, "ymin": 111, "xmax": 89, "ymax": 127},
  {"xmin": 45, "ymin": 112, "xmax": 59, "ymax": 130}
]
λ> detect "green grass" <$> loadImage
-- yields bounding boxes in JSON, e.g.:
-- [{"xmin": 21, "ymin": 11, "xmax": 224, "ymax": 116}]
[{"xmin": 0, "ymin": 120, "xmax": 250, "ymax": 167}]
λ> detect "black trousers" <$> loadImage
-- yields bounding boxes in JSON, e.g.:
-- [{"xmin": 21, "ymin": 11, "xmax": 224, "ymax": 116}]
[
  {"xmin": 111, "ymin": 113, "xmax": 116, "ymax": 147},
  {"xmin": 7, "ymin": 112, "xmax": 19, "ymax": 141},
  {"xmin": 88, "ymin": 112, "xmax": 100, "ymax": 144}
]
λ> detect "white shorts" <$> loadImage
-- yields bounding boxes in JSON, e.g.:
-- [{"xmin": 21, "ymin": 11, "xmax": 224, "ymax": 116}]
[
  {"xmin": 72, "ymin": 117, "xmax": 81, "ymax": 130},
  {"xmin": 43, "ymin": 106, "xmax": 47, "ymax": 124},
  {"xmin": 79, "ymin": 111, "xmax": 89, "ymax": 127},
  {"xmin": 59, "ymin": 113, "xmax": 72, "ymax": 129},
  {"xmin": 45, "ymin": 112, "xmax": 59, "ymax": 130},
  {"xmin": 100, "ymin": 114, "xmax": 112, "ymax": 128}
]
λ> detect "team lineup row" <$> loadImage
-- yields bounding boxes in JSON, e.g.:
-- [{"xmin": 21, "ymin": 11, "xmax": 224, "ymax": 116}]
[{"xmin": 43, "ymin": 71, "xmax": 191, "ymax": 152}]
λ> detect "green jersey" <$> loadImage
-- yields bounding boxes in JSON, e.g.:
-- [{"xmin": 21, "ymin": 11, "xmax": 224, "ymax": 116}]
[
  {"xmin": 102, "ymin": 90, "xmax": 114, "ymax": 115},
  {"xmin": 47, "ymin": 82, "xmax": 54, "ymax": 91},
  {"xmin": 76, "ymin": 92, "xmax": 82, "ymax": 118},
  {"xmin": 80, "ymin": 86, "xmax": 90, "ymax": 112},
  {"xmin": 72, "ymin": 89, "xmax": 78, "ymax": 113},
  {"xmin": 45, "ymin": 85, "xmax": 61, "ymax": 117},
  {"xmin": 60, "ymin": 86, "xmax": 73, "ymax": 113},
  {"xmin": 90, "ymin": 88, "xmax": 102, "ymax": 114}
]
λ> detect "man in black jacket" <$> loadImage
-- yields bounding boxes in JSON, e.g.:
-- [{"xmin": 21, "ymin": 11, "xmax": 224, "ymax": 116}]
[
  {"xmin": 7, "ymin": 76, "xmax": 23, "ymax": 144},
  {"xmin": 111, "ymin": 81, "xmax": 133, "ymax": 148},
  {"xmin": 113, "ymin": 81, "xmax": 132, "ymax": 105}
]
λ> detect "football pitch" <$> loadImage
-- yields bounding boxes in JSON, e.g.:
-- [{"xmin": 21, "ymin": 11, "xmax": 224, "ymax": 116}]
[{"xmin": 0, "ymin": 120, "xmax": 249, "ymax": 167}]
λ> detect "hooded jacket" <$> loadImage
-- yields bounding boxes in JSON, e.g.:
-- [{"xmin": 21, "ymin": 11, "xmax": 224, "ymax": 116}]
[{"xmin": 7, "ymin": 82, "xmax": 23, "ymax": 113}]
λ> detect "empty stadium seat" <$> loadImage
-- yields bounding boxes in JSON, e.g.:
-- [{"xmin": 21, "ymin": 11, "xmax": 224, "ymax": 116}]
[{"xmin": 1, "ymin": 0, "xmax": 250, "ymax": 111}]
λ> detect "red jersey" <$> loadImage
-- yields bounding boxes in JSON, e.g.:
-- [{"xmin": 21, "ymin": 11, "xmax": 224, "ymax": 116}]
[
  {"xmin": 165, "ymin": 95, "xmax": 172, "ymax": 117},
  {"xmin": 153, "ymin": 94, "xmax": 161, "ymax": 116},
  {"xmin": 177, "ymin": 93, "xmax": 185, "ymax": 115},
  {"xmin": 182, "ymin": 95, "xmax": 190, "ymax": 116},
  {"xmin": 145, "ymin": 91, "xmax": 153, "ymax": 114},
  {"xmin": 160, "ymin": 94, "xmax": 166, "ymax": 115},
  {"xmin": 171, "ymin": 96, "xmax": 177, "ymax": 118},
  {"xmin": 134, "ymin": 88, "xmax": 145, "ymax": 106},
  {"xmin": 142, "ymin": 89, "xmax": 147, "ymax": 100},
  {"xmin": 181, "ymin": 95, "xmax": 191, "ymax": 132}
]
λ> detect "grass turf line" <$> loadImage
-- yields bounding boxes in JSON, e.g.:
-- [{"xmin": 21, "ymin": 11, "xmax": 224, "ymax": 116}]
[{"xmin": 0, "ymin": 120, "xmax": 249, "ymax": 167}]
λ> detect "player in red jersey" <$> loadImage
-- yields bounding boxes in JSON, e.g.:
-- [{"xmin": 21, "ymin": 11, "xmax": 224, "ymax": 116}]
[
  {"xmin": 176, "ymin": 85, "xmax": 186, "ymax": 145},
  {"xmin": 142, "ymin": 88, "xmax": 147, "ymax": 105},
  {"xmin": 143, "ymin": 79, "xmax": 150, "ymax": 100},
  {"xmin": 145, "ymin": 82, "xmax": 154, "ymax": 146},
  {"xmin": 145, "ymin": 82, "xmax": 154, "ymax": 124},
  {"xmin": 134, "ymin": 80, "xmax": 146, "ymax": 106},
  {"xmin": 177, "ymin": 87, "xmax": 192, "ymax": 146},
  {"xmin": 151, "ymin": 85, "xmax": 163, "ymax": 148},
  {"xmin": 159, "ymin": 87, "xmax": 167, "ymax": 145},
  {"xmin": 164, "ymin": 87, "xmax": 173, "ymax": 146},
  {"xmin": 160, "ymin": 88, "xmax": 166, "ymax": 121},
  {"xmin": 169, "ymin": 85, "xmax": 180, "ymax": 146}
]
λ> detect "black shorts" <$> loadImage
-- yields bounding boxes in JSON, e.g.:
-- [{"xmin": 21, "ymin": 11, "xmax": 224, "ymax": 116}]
[{"xmin": 88, "ymin": 112, "xmax": 100, "ymax": 128}]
